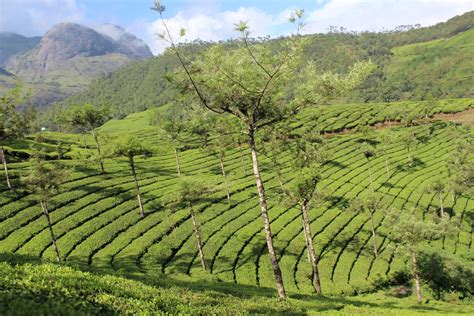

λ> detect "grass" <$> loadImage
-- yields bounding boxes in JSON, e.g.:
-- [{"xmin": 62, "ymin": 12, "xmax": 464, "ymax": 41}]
[{"xmin": 0, "ymin": 99, "xmax": 472, "ymax": 314}]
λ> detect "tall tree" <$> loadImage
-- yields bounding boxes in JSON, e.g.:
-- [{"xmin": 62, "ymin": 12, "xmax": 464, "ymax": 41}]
[
  {"xmin": 385, "ymin": 207, "xmax": 453, "ymax": 303},
  {"xmin": 0, "ymin": 84, "xmax": 36, "ymax": 190},
  {"xmin": 348, "ymin": 193, "xmax": 386, "ymax": 258},
  {"xmin": 150, "ymin": 102, "xmax": 189, "ymax": 176},
  {"xmin": 109, "ymin": 136, "xmax": 153, "ymax": 218},
  {"xmin": 377, "ymin": 129, "xmax": 394, "ymax": 180},
  {"xmin": 424, "ymin": 177, "xmax": 447, "ymax": 219},
  {"xmin": 269, "ymin": 128, "xmax": 332, "ymax": 294},
  {"xmin": 69, "ymin": 104, "xmax": 110, "ymax": 174},
  {"xmin": 153, "ymin": 2, "xmax": 373, "ymax": 298},
  {"xmin": 21, "ymin": 156, "xmax": 70, "ymax": 263},
  {"xmin": 398, "ymin": 129, "xmax": 419, "ymax": 166},
  {"xmin": 171, "ymin": 178, "xmax": 211, "ymax": 271}
]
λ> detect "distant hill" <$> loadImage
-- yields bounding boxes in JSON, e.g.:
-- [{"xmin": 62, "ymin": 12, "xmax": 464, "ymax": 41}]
[
  {"xmin": 55, "ymin": 11, "xmax": 474, "ymax": 118},
  {"xmin": 0, "ymin": 32, "xmax": 41, "ymax": 66},
  {"xmin": 1, "ymin": 23, "xmax": 152, "ymax": 106}
]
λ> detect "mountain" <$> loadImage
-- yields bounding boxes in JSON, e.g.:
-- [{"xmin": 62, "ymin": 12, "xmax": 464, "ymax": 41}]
[
  {"xmin": 94, "ymin": 24, "xmax": 153, "ymax": 59},
  {"xmin": 2, "ymin": 23, "xmax": 152, "ymax": 106},
  {"xmin": 0, "ymin": 32, "xmax": 41, "ymax": 66},
  {"xmin": 54, "ymin": 11, "xmax": 474, "ymax": 118}
]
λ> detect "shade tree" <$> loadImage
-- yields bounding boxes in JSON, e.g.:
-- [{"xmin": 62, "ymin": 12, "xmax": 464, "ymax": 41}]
[
  {"xmin": 170, "ymin": 178, "xmax": 212, "ymax": 271},
  {"xmin": 385, "ymin": 207, "xmax": 454, "ymax": 303},
  {"xmin": 0, "ymin": 83, "xmax": 36, "ymax": 189},
  {"xmin": 68, "ymin": 104, "xmax": 110, "ymax": 174},
  {"xmin": 150, "ymin": 102, "xmax": 189, "ymax": 176},
  {"xmin": 153, "ymin": 1, "xmax": 374, "ymax": 298},
  {"xmin": 21, "ymin": 156, "xmax": 70, "ymax": 263},
  {"xmin": 108, "ymin": 136, "xmax": 154, "ymax": 219}
]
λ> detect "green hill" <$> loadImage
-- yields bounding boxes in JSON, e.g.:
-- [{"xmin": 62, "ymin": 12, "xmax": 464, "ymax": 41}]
[
  {"xmin": 381, "ymin": 29, "xmax": 474, "ymax": 101},
  {"xmin": 1, "ymin": 99, "xmax": 472, "ymax": 314},
  {"xmin": 52, "ymin": 12, "xmax": 474, "ymax": 119}
]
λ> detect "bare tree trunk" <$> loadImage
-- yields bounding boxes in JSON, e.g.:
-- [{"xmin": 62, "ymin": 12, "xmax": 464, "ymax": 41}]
[
  {"xmin": 82, "ymin": 133, "xmax": 87, "ymax": 150},
  {"xmin": 301, "ymin": 200, "xmax": 322, "ymax": 294},
  {"xmin": 303, "ymin": 218, "xmax": 311, "ymax": 263},
  {"xmin": 369, "ymin": 209, "xmax": 378, "ymax": 258},
  {"xmin": 439, "ymin": 191, "xmax": 445, "ymax": 218},
  {"xmin": 91, "ymin": 129, "xmax": 105, "ymax": 174},
  {"xmin": 174, "ymin": 146, "xmax": 181, "ymax": 176},
  {"xmin": 239, "ymin": 143, "xmax": 247, "ymax": 175},
  {"xmin": 367, "ymin": 158, "xmax": 375, "ymax": 194},
  {"xmin": 0, "ymin": 146, "xmax": 12, "ymax": 190},
  {"xmin": 40, "ymin": 200, "xmax": 60, "ymax": 263},
  {"xmin": 219, "ymin": 154, "xmax": 231, "ymax": 205},
  {"xmin": 248, "ymin": 127, "xmax": 286, "ymax": 299},
  {"xmin": 190, "ymin": 204, "xmax": 206, "ymax": 271},
  {"xmin": 130, "ymin": 157, "xmax": 145, "ymax": 218},
  {"xmin": 383, "ymin": 147, "xmax": 390, "ymax": 180},
  {"xmin": 412, "ymin": 251, "xmax": 422, "ymax": 303}
]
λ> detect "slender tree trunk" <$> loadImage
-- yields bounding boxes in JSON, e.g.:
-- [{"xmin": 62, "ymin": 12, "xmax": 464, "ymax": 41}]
[
  {"xmin": 40, "ymin": 200, "xmax": 60, "ymax": 263},
  {"xmin": 383, "ymin": 147, "xmax": 390, "ymax": 180},
  {"xmin": 412, "ymin": 251, "xmax": 422, "ymax": 303},
  {"xmin": 82, "ymin": 133, "xmax": 87, "ymax": 150},
  {"xmin": 248, "ymin": 127, "xmax": 286, "ymax": 299},
  {"xmin": 369, "ymin": 208, "xmax": 378, "ymax": 258},
  {"xmin": 439, "ymin": 191, "xmax": 445, "ymax": 218},
  {"xmin": 219, "ymin": 154, "xmax": 231, "ymax": 205},
  {"xmin": 91, "ymin": 129, "xmax": 105, "ymax": 174},
  {"xmin": 303, "ymin": 218, "xmax": 311, "ymax": 263},
  {"xmin": 0, "ymin": 146, "xmax": 12, "ymax": 190},
  {"xmin": 239, "ymin": 142, "xmax": 247, "ymax": 175},
  {"xmin": 367, "ymin": 158, "xmax": 375, "ymax": 194},
  {"xmin": 301, "ymin": 200, "xmax": 322, "ymax": 294},
  {"xmin": 130, "ymin": 157, "xmax": 145, "ymax": 218},
  {"xmin": 174, "ymin": 146, "xmax": 181, "ymax": 176},
  {"xmin": 190, "ymin": 204, "xmax": 206, "ymax": 271}
]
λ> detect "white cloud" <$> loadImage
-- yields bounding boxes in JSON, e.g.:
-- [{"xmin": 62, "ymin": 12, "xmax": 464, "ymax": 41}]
[
  {"xmin": 0, "ymin": 0, "xmax": 84, "ymax": 36},
  {"xmin": 147, "ymin": 7, "xmax": 284, "ymax": 54},
  {"xmin": 306, "ymin": 0, "xmax": 474, "ymax": 33},
  {"xmin": 145, "ymin": 0, "xmax": 473, "ymax": 55}
]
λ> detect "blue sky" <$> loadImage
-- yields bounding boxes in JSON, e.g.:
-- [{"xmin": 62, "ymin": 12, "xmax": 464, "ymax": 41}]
[{"xmin": 1, "ymin": 1, "xmax": 472, "ymax": 54}]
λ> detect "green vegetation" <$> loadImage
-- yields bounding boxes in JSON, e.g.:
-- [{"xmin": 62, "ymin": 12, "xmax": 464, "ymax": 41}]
[
  {"xmin": 49, "ymin": 11, "xmax": 474, "ymax": 119},
  {"xmin": 1, "ymin": 254, "xmax": 473, "ymax": 315},
  {"xmin": 0, "ymin": 97, "xmax": 472, "ymax": 313}
]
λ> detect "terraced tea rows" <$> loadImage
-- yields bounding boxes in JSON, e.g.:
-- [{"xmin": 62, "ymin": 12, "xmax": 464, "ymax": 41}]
[{"xmin": 0, "ymin": 101, "xmax": 472, "ymax": 296}]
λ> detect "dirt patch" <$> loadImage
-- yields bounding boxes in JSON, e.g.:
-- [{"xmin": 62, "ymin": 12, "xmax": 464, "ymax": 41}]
[{"xmin": 432, "ymin": 108, "xmax": 474, "ymax": 125}]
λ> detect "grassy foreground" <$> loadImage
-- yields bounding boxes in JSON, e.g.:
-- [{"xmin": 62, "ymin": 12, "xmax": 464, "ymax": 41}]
[{"xmin": 0, "ymin": 254, "xmax": 473, "ymax": 315}]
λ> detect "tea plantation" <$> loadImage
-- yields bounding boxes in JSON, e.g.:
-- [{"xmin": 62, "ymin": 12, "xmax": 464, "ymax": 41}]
[{"xmin": 0, "ymin": 99, "xmax": 473, "ymax": 314}]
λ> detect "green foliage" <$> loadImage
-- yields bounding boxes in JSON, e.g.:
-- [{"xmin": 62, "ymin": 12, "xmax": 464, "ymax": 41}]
[
  {"xmin": 108, "ymin": 136, "xmax": 153, "ymax": 160},
  {"xmin": 0, "ymin": 83, "xmax": 36, "ymax": 140},
  {"xmin": 20, "ymin": 157, "xmax": 70, "ymax": 203}
]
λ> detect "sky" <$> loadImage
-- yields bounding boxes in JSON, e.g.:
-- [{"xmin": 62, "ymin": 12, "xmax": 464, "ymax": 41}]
[{"xmin": 0, "ymin": 0, "xmax": 473, "ymax": 55}]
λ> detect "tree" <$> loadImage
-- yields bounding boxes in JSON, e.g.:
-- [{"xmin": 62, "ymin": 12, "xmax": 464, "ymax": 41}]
[
  {"xmin": 270, "ymin": 128, "xmax": 332, "ymax": 295},
  {"xmin": 424, "ymin": 177, "xmax": 447, "ymax": 219},
  {"xmin": 398, "ymin": 129, "xmax": 419, "ymax": 166},
  {"xmin": 0, "ymin": 84, "xmax": 36, "ymax": 190},
  {"xmin": 68, "ymin": 104, "xmax": 110, "ymax": 174},
  {"xmin": 109, "ymin": 136, "xmax": 153, "ymax": 218},
  {"xmin": 385, "ymin": 207, "xmax": 453, "ymax": 303},
  {"xmin": 348, "ymin": 193, "xmax": 387, "ymax": 258},
  {"xmin": 377, "ymin": 129, "xmax": 394, "ymax": 180},
  {"xmin": 150, "ymin": 102, "xmax": 188, "ymax": 176},
  {"xmin": 153, "ymin": 2, "xmax": 374, "ymax": 298},
  {"xmin": 21, "ymin": 157, "xmax": 70, "ymax": 263},
  {"xmin": 359, "ymin": 141, "xmax": 377, "ymax": 194},
  {"xmin": 171, "ymin": 178, "xmax": 211, "ymax": 271}
]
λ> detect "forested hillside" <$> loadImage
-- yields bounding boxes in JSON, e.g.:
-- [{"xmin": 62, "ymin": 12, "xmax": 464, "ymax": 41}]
[{"xmin": 54, "ymin": 11, "xmax": 474, "ymax": 118}]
